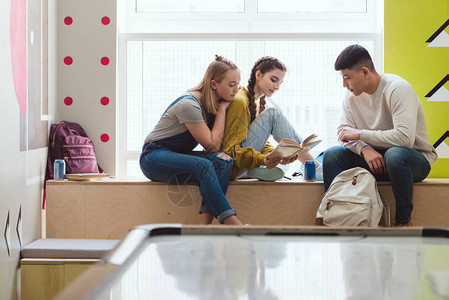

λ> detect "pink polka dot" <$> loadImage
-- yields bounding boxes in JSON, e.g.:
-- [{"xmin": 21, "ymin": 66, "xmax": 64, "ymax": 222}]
[
  {"xmin": 64, "ymin": 16, "xmax": 73, "ymax": 25},
  {"xmin": 64, "ymin": 56, "xmax": 73, "ymax": 65},
  {"xmin": 100, "ymin": 96, "xmax": 110, "ymax": 105},
  {"xmin": 100, "ymin": 134, "xmax": 109, "ymax": 142},
  {"xmin": 64, "ymin": 97, "xmax": 73, "ymax": 106},
  {"xmin": 101, "ymin": 56, "xmax": 109, "ymax": 65},
  {"xmin": 101, "ymin": 16, "xmax": 110, "ymax": 25}
]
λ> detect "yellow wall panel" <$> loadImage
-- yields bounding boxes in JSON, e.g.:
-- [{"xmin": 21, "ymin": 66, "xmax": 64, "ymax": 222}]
[{"xmin": 385, "ymin": 0, "xmax": 449, "ymax": 177}]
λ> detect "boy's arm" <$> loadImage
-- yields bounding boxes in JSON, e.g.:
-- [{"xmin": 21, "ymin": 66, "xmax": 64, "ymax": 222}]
[{"xmin": 338, "ymin": 98, "xmax": 370, "ymax": 156}]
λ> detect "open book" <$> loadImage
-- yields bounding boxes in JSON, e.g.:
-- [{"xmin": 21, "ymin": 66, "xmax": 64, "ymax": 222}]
[{"xmin": 265, "ymin": 134, "xmax": 321, "ymax": 160}]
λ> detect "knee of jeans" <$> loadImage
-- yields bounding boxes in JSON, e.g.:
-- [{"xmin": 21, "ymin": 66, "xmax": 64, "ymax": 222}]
[
  {"xmin": 217, "ymin": 152, "xmax": 232, "ymax": 162},
  {"xmin": 216, "ymin": 152, "xmax": 233, "ymax": 170},
  {"xmin": 139, "ymin": 166, "xmax": 151, "ymax": 180},
  {"xmin": 196, "ymin": 159, "xmax": 215, "ymax": 175},
  {"xmin": 139, "ymin": 159, "xmax": 152, "ymax": 180},
  {"xmin": 385, "ymin": 147, "xmax": 408, "ymax": 166},
  {"xmin": 263, "ymin": 107, "xmax": 281, "ymax": 119},
  {"xmin": 323, "ymin": 146, "xmax": 345, "ymax": 164}
]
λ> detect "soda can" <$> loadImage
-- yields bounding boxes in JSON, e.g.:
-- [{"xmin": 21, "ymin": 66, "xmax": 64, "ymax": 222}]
[
  {"xmin": 304, "ymin": 160, "xmax": 316, "ymax": 182},
  {"xmin": 54, "ymin": 159, "xmax": 66, "ymax": 180}
]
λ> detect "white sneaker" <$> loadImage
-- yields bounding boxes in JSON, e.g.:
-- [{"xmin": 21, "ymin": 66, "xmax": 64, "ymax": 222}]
[{"xmin": 316, "ymin": 164, "xmax": 323, "ymax": 181}]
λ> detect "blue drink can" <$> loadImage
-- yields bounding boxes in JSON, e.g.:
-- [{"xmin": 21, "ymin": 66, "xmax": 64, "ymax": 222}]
[
  {"xmin": 304, "ymin": 161, "xmax": 316, "ymax": 182},
  {"xmin": 54, "ymin": 159, "xmax": 66, "ymax": 180}
]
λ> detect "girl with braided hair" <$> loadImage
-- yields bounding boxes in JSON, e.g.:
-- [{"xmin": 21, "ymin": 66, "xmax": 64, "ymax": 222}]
[
  {"xmin": 140, "ymin": 55, "xmax": 243, "ymax": 225},
  {"xmin": 221, "ymin": 56, "xmax": 322, "ymax": 181}
]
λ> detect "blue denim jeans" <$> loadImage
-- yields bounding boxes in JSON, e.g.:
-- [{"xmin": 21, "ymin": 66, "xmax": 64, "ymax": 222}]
[
  {"xmin": 236, "ymin": 107, "xmax": 303, "ymax": 177},
  {"xmin": 323, "ymin": 146, "xmax": 431, "ymax": 224},
  {"xmin": 140, "ymin": 144, "xmax": 236, "ymax": 223},
  {"xmin": 242, "ymin": 107, "xmax": 304, "ymax": 151}
]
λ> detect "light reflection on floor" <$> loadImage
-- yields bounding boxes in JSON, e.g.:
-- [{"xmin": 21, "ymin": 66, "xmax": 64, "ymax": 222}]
[{"xmin": 105, "ymin": 235, "xmax": 449, "ymax": 300}]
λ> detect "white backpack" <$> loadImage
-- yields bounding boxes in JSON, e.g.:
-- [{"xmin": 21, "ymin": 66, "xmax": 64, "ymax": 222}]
[{"xmin": 317, "ymin": 167, "xmax": 384, "ymax": 227}]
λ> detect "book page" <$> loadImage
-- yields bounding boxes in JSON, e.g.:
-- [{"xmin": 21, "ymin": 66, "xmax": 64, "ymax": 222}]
[
  {"xmin": 278, "ymin": 139, "xmax": 300, "ymax": 148},
  {"xmin": 266, "ymin": 138, "xmax": 301, "ymax": 159},
  {"xmin": 301, "ymin": 134, "xmax": 322, "ymax": 148},
  {"xmin": 266, "ymin": 135, "xmax": 321, "ymax": 159},
  {"xmin": 267, "ymin": 145, "xmax": 300, "ymax": 159}
]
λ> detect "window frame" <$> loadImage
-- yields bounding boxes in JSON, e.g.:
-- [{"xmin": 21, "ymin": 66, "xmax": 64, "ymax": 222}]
[
  {"xmin": 120, "ymin": 0, "xmax": 382, "ymax": 33},
  {"xmin": 117, "ymin": 0, "xmax": 383, "ymax": 176},
  {"xmin": 118, "ymin": 33, "xmax": 382, "ymax": 177}
]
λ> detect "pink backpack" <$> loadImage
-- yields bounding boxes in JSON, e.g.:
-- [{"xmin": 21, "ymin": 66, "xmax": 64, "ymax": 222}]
[
  {"xmin": 46, "ymin": 121, "xmax": 103, "ymax": 176},
  {"xmin": 44, "ymin": 121, "xmax": 103, "ymax": 208}
]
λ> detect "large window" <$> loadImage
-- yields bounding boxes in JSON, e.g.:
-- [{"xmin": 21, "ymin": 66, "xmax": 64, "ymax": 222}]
[{"xmin": 119, "ymin": 0, "xmax": 383, "ymax": 177}]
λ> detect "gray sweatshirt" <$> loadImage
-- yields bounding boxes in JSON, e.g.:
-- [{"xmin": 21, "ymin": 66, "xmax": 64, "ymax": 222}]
[{"xmin": 338, "ymin": 73, "xmax": 438, "ymax": 166}]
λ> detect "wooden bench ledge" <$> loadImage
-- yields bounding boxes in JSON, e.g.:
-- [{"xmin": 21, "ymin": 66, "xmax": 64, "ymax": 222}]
[
  {"xmin": 46, "ymin": 177, "xmax": 449, "ymax": 186},
  {"xmin": 45, "ymin": 177, "xmax": 449, "ymax": 239}
]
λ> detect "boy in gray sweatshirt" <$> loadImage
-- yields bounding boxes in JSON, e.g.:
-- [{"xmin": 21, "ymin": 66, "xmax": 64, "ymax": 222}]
[{"xmin": 323, "ymin": 44, "xmax": 438, "ymax": 226}]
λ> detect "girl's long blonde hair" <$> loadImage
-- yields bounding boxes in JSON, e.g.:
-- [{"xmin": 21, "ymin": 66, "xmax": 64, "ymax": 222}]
[{"xmin": 190, "ymin": 55, "xmax": 238, "ymax": 116}]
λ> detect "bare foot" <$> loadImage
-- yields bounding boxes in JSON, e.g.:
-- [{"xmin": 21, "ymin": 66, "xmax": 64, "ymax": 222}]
[{"xmin": 200, "ymin": 212, "xmax": 214, "ymax": 225}]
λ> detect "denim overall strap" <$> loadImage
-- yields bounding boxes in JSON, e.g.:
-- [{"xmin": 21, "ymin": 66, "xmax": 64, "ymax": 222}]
[
  {"xmin": 162, "ymin": 93, "xmax": 200, "ymax": 116},
  {"xmin": 148, "ymin": 93, "xmax": 202, "ymax": 153}
]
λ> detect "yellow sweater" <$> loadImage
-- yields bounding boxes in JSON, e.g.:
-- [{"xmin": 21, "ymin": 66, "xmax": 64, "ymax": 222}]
[{"xmin": 221, "ymin": 88, "xmax": 274, "ymax": 180}]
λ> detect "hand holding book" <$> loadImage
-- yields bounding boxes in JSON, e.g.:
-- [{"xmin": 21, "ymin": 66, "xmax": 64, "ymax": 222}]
[{"xmin": 265, "ymin": 134, "xmax": 322, "ymax": 160}]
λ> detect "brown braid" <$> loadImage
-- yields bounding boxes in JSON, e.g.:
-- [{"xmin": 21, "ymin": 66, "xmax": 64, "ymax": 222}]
[{"xmin": 246, "ymin": 56, "xmax": 287, "ymax": 122}]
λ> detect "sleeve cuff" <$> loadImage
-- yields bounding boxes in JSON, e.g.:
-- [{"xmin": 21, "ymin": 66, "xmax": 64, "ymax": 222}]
[{"xmin": 356, "ymin": 142, "xmax": 370, "ymax": 156}]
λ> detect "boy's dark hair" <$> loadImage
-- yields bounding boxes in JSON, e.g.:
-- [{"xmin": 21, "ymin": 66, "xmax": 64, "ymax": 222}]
[{"xmin": 334, "ymin": 44, "xmax": 375, "ymax": 72}]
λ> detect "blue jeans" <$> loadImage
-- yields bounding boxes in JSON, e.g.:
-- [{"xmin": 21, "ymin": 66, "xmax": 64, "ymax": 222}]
[
  {"xmin": 236, "ymin": 107, "xmax": 303, "ymax": 177},
  {"xmin": 140, "ymin": 144, "xmax": 236, "ymax": 223},
  {"xmin": 242, "ymin": 107, "xmax": 303, "ymax": 151},
  {"xmin": 323, "ymin": 146, "xmax": 431, "ymax": 224}
]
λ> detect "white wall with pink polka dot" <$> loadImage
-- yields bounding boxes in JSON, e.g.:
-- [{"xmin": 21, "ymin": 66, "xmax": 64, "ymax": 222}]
[{"xmin": 57, "ymin": 0, "xmax": 117, "ymax": 175}]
